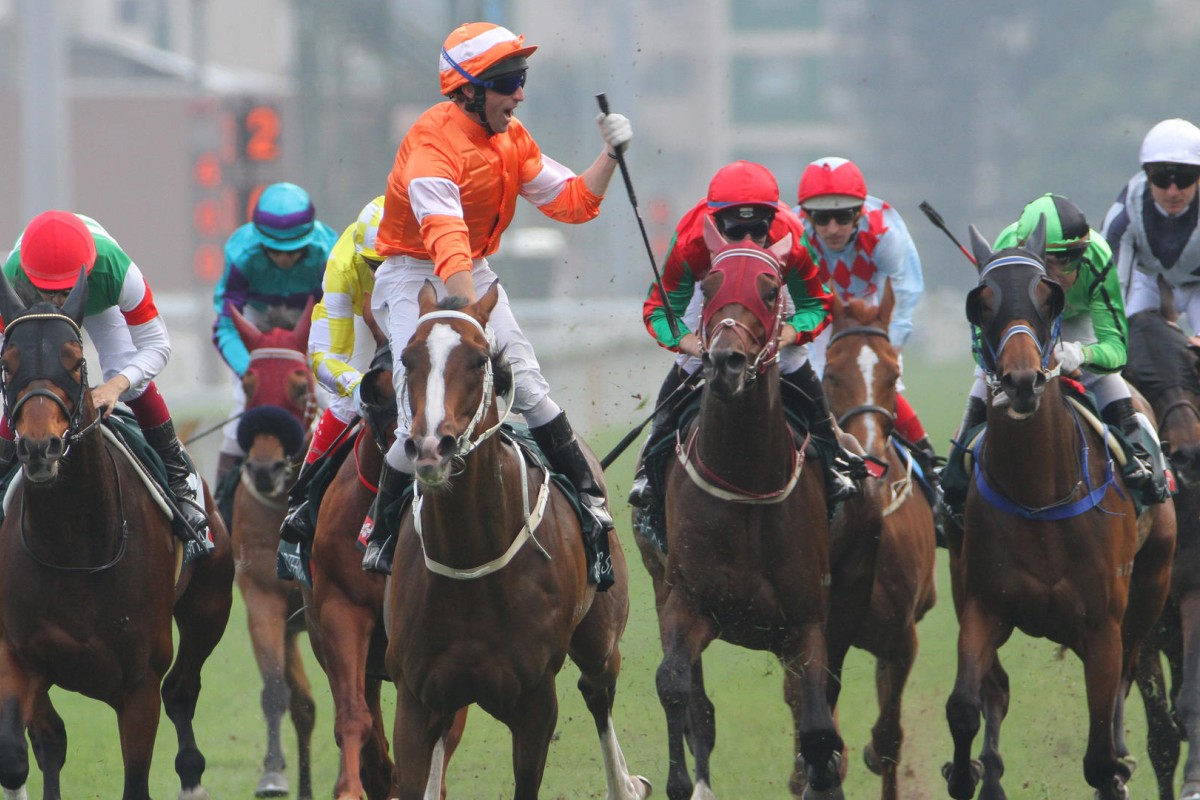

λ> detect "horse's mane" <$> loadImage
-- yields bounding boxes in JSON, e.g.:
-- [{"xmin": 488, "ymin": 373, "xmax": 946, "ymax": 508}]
[
  {"xmin": 842, "ymin": 298, "xmax": 884, "ymax": 325},
  {"xmin": 1126, "ymin": 310, "xmax": 1200, "ymax": 396}
]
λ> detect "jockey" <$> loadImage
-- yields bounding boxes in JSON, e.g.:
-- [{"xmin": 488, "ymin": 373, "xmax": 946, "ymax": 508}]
[
  {"xmin": 280, "ymin": 196, "xmax": 386, "ymax": 542},
  {"xmin": 946, "ymin": 193, "xmax": 1166, "ymax": 515},
  {"xmin": 1102, "ymin": 118, "xmax": 1200, "ymax": 332},
  {"xmin": 794, "ymin": 156, "xmax": 939, "ymax": 479},
  {"xmin": 0, "ymin": 211, "xmax": 213, "ymax": 560},
  {"xmin": 360, "ymin": 21, "xmax": 634, "ymax": 578},
  {"xmin": 211, "ymin": 182, "xmax": 337, "ymax": 489},
  {"xmin": 628, "ymin": 160, "xmax": 864, "ymax": 516}
]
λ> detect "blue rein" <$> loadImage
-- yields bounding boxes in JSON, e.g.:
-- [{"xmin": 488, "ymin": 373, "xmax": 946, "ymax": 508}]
[{"xmin": 972, "ymin": 397, "xmax": 1124, "ymax": 521}]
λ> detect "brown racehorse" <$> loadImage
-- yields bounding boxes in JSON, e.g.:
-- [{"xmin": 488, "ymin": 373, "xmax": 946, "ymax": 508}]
[
  {"xmin": 1124, "ymin": 293, "xmax": 1200, "ymax": 800},
  {"xmin": 305, "ymin": 354, "xmax": 465, "ymax": 800},
  {"xmin": 0, "ymin": 270, "xmax": 234, "ymax": 799},
  {"xmin": 384, "ymin": 281, "xmax": 649, "ymax": 800},
  {"xmin": 943, "ymin": 222, "xmax": 1175, "ymax": 799},
  {"xmin": 226, "ymin": 302, "xmax": 318, "ymax": 799},
  {"xmin": 646, "ymin": 221, "xmax": 844, "ymax": 800},
  {"xmin": 822, "ymin": 281, "xmax": 937, "ymax": 800}
]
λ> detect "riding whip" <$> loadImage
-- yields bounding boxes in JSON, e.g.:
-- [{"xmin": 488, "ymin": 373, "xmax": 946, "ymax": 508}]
[
  {"xmin": 596, "ymin": 92, "xmax": 680, "ymax": 338},
  {"xmin": 918, "ymin": 201, "xmax": 977, "ymax": 266},
  {"xmin": 599, "ymin": 371, "xmax": 702, "ymax": 470}
]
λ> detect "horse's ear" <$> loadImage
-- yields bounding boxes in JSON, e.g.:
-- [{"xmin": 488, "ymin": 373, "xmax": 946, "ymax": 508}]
[
  {"xmin": 226, "ymin": 300, "xmax": 263, "ymax": 351},
  {"xmin": 702, "ymin": 214, "xmax": 726, "ymax": 253},
  {"xmin": 473, "ymin": 280, "xmax": 500, "ymax": 326},
  {"xmin": 417, "ymin": 279, "xmax": 439, "ymax": 315},
  {"xmin": 1158, "ymin": 274, "xmax": 1179, "ymax": 322},
  {"xmin": 60, "ymin": 266, "xmax": 89, "ymax": 326},
  {"xmin": 766, "ymin": 232, "xmax": 792, "ymax": 266},
  {"xmin": 1024, "ymin": 214, "xmax": 1048, "ymax": 260},
  {"xmin": 830, "ymin": 284, "xmax": 844, "ymax": 320},
  {"xmin": 0, "ymin": 268, "xmax": 27, "ymax": 328},
  {"xmin": 878, "ymin": 278, "xmax": 895, "ymax": 326},
  {"xmin": 290, "ymin": 295, "xmax": 316, "ymax": 350},
  {"xmin": 968, "ymin": 225, "xmax": 992, "ymax": 274}
]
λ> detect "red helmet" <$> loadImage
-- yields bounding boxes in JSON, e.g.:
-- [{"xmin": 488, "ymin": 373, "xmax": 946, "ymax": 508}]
[
  {"xmin": 797, "ymin": 157, "xmax": 868, "ymax": 210},
  {"xmin": 707, "ymin": 161, "xmax": 780, "ymax": 221},
  {"xmin": 20, "ymin": 211, "xmax": 97, "ymax": 291},
  {"xmin": 439, "ymin": 22, "xmax": 537, "ymax": 96}
]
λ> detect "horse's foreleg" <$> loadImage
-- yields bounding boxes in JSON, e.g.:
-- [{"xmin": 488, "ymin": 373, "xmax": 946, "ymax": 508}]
[
  {"xmin": 284, "ymin": 628, "xmax": 316, "ymax": 800},
  {"xmin": 240, "ymin": 582, "xmax": 292, "ymax": 795},
  {"xmin": 1133, "ymin": 632, "xmax": 1179, "ymax": 800},
  {"xmin": 863, "ymin": 625, "xmax": 918, "ymax": 800},
  {"xmin": 976, "ymin": 657, "xmax": 1010, "ymax": 799},
  {"xmin": 945, "ymin": 598, "xmax": 1009, "ymax": 800},
  {"xmin": 0, "ymin": 645, "xmax": 34, "ymax": 795},
  {"xmin": 115, "ymin": 678, "xmax": 163, "ymax": 800},
  {"xmin": 26, "ymin": 691, "xmax": 65, "ymax": 800},
  {"xmin": 655, "ymin": 594, "xmax": 716, "ymax": 800},
  {"xmin": 505, "ymin": 679, "xmax": 559, "ymax": 800},
  {"xmin": 783, "ymin": 622, "xmax": 843, "ymax": 799},
  {"xmin": 1081, "ymin": 620, "xmax": 1130, "ymax": 797},
  {"xmin": 390, "ymin": 684, "xmax": 441, "ymax": 800},
  {"xmin": 1174, "ymin": 591, "xmax": 1200, "ymax": 799}
]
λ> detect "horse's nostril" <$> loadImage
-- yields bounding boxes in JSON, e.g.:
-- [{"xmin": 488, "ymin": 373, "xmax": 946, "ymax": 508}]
[
  {"xmin": 438, "ymin": 434, "xmax": 457, "ymax": 456},
  {"xmin": 404, "ymin": 438, "xmax": 419, "ymax": 461}
]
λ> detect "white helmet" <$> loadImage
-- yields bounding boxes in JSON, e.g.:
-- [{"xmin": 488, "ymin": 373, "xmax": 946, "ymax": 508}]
[{"xmin": 1139, "ymin": 118, "xmax": 1200, "ymax": 166}]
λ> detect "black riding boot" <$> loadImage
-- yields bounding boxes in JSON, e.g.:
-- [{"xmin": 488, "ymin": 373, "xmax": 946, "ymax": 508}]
[
  {"xmin": 940, "ymin": 396, "xmax": 988, "ymax": 520},
  {"xmin": 143, "ymin": 419, "xmax": 214, "ymax": 561},
  {"xmin": 781, "ymin": 362, "xmax": 863, "ymax": 512},
  {"xmin": 279, "ymin": 458, "xmax": 321, "ymax": 544},
  {"xmin": 530, "ymin": 412, "xmax": 615, "ymax": 590},
  {"xmin": 1103, "ymin": 397, "xmax": 1165, "ymax": 504},
  {"xmin": 628, "ymin": 366, "xmax": 687, "ymax": 508},
  {"xmin": 361, "ymin": 461, "xmax": 414, "ymax": 575}
]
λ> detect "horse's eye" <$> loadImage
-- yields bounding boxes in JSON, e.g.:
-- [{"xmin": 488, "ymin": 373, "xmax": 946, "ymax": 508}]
[
  {"xmin": 473, "ymin": 353, "xmax": 489, "ymax": 371},
  {"xmin": 766, "ymin": 287, "xmax": 780, "ymax": 304}
]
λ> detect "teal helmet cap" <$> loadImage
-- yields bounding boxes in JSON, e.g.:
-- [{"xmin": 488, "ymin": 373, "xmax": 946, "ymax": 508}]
[
  {"xmin": 1016, "ymin": 193, "xmax": 1089, "ymax": 251},
  {"xmin": 253, "ymin": 182, "xmax": 317, "ymax": 251}
]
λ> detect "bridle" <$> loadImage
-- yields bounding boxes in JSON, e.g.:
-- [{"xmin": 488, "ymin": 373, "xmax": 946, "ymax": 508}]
[
  {"xmin": 700, "ymin": 246, "xmax": 786, "ymax": 383},
  {"xmin": 967, "ymin": 255, "xmax": 1064, "ymax": 391},
  {"xmin": 830, "ymin": 325, "xmax": 894, "ymax": 431}
]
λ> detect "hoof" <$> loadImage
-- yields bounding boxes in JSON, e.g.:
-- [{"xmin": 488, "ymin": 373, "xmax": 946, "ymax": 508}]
[
  {"xmin": 2, "ymin": 787, "xmax": 27, "ymax": 800},
  {"xmin": 801, "ymin": 785, "xmax": 845, "ymax": 800},
  {"xmin": 862, "ymin": 742, "xmax": 882, "ymax": 776},
  {"xmin": 1093, "ymin": 776, "xmax": 1128, "ymax": 800},
  {"xmin": 256, "ymin": 770, "xmax": 289, "ymax": 798},
  {"xmin": 636, "ymin": 775, "xmax": 653, "ymax": 798},
  {"xmin": 942, "ymin": 759, "xmax": 983, "ymax": 799},
  {"xmin": 179, "ymin": 787, "xmax": 211, "ymax": 800}
]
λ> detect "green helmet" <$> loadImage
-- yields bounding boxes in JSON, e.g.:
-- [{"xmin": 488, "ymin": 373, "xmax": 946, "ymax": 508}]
[{"xmin": 1016, "ymin": 193, "xmax": 1089, "ymax": 254}]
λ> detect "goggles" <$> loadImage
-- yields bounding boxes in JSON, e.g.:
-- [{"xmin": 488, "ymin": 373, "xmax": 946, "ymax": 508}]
[
  {"xmin": 482, "ymin": 69, "xmax": 527, "ymax": 95},
  {"xmin": 1045, "ymin": 243, "xmax": 1087, "ymax": 270},
  {"xmin": 720, "ymin": 218, "xmax": 772, "ymax": 241},
  {"xmin": 1146, "ymin": 164, "xmax": 1200, "ymax": 190},
  {"xmin": 806, "ymin": 207, "xmax": 860, "ymax": 226}
]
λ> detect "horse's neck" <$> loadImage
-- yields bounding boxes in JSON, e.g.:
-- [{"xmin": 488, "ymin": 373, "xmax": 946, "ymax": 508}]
[
  {"xmin": 984, "ymin": 382, "xmax": 1088, "ymax": 493},
  {"xmin": 23, "ymin": 434, "xmax": 123, "ymax": 548},
  {"xmin": 695, "ymin": 374, "xmax": 792, "ymax": 487}
]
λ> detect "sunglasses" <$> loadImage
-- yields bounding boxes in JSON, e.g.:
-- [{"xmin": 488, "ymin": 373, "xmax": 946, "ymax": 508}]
[
  {"xmin": 721, "ymin": 219, "xmax": 772, "ymax": 241},
  {"xmin": 806, "ymin": 207, "xmax": 860, "ymax": 226},
  {"xmin": 482, "ymin": 70, "xmax": 527, "ymax": 96},
  {"xmin": 1146, "ymin": 165, "xmax": 1200, "ymax": 190}
]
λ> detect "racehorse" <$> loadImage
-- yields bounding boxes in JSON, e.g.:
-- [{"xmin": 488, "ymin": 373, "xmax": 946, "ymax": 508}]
[
  {"xmin": 1124, "ymin": 291, "xmax": 1200, "ymax": 800},
  {"xmin": 822, "ymin": 281, "xmax": 937, "ymax": 800},
  {"xmin": 644, "ymin": 219, "xmax": 844, "ymax": 800},
  {"xmin": 226, "ymin": 301, "xmax": 318, "ymax": 799},
  {"xmin": 384, "ymin": 280, "xmax": 649, "ymax": 800},
  {"xmin": 0, "ymin": 269, "xmax": 235, "ymax": 799},
  {"xmin": 943, "ymin": 221, "xmax": 1175, "ymax": 799},
  {"xmin": 305, "ymin": 354, "xmax": 465, "ymax": 800}
]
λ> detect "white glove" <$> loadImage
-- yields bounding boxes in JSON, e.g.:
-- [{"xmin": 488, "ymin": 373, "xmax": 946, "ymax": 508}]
[
  {"xmin": 596, "ymin": 112, "xmax": 633, "ymax": 153},
  {"xmin": 1054, "ymin": 340, "xmax": 1086, "ymax": 373}
]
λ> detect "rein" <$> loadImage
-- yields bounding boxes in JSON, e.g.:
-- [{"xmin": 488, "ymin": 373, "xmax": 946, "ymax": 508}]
[
  {"xmin": 676, "ymin": 425, "xmax": 808, "ymax": 503},
  {"xmin": 1159, "ymin": 397, "xmax": 1200, "ymax": 427}
]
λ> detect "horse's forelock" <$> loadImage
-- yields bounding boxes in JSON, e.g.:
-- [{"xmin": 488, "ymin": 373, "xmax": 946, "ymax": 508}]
[
  {"xmin": 438, "ymin": 295, "xmax": 470, "ymax": 312},
  {"xmin": 492, "ymin": 345, "xmax": 513, "ymax": 399}
]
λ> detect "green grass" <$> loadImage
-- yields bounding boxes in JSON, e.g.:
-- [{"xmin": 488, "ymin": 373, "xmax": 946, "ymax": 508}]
[{"xmin": 9, "ymin": 354, "xmax": 1176, "ymax": 798}]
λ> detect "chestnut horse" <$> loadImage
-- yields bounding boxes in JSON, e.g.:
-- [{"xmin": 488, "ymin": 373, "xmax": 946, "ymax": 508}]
[
  {"xmin": 384, "ymin": 281, "xmax": 649, "ymax": 800},
  {"xmin": 822, "ymin": 281, "xmax": 937, "ymax": 800},
  {"xmin": 304, "ymin": 355, "xmax": 465, "ymax": 800},
  {"xmin": 226, "ymin": 302, "xmax": 318, "ymax": 799},
  {"xmin": 943, "ymin": 223, "xmax": 1175, "ymax": 799},
  {"xmin": 0, "ymin": 270, "xmax": 234, "ymax": 799},
  {"xmin": 1124, "ymin": 294, "xmax": 1200, "ymax": 800},
  {"xmin": 645, "ymin": 222, "xmax": 844, "ymax": 800}
]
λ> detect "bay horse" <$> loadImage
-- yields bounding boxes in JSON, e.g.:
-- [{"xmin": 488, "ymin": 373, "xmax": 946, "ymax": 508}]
[
  {"xmin": 226, "ymin": 301, "xmax": 318, "ymax": 799},
  {"xmin": 943, "ymin": 221, "xmax": 1175, "ymax": 799},
  {"xmin": 0, "ymin": 268, "xmax": 234, "ymax": 799},
  {"xmin": 1124, "ymin": 290, "xmax": 1200, "ymax": 800},
  {"xmin": 384, "ymin": 280, "xmax": 649, "ymax": 800},
  {"xmin": 822, "ymin": 280, "xmax": 937, "ymax": 800},
  {"xmin": 647, "ymin": 219, "xmax": 844, "ymax": 800},
  {"xmin": 304, "ymin": 354, "xmax": 465, "ymax": 800}
]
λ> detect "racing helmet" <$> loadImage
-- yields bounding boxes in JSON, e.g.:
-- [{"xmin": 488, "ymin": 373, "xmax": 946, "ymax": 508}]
[
  {"xmin": 439, "ymin": 22, "xmax": 537, "ymax": 96},
  {"xmin": 1016, "ymin": 193, "xmax": 1089, "ymax": 255},
  {"xmin": 797, "ymin": 157, "xmax": 868, "ymax": 210},
  {"xmin": 707, "ymin": 161, "xmax": 780, "ymax": 232},
  {"xmin": 253, "ymin": 182, "xmax": 317, "ymax": 252},
  {"xmin": 1139, "ymin": 118, "xmax": 1200, "ymax": 167},
  {"xmin": 19, "ymin": 211, "xmax": 97, "ymax": 291}
]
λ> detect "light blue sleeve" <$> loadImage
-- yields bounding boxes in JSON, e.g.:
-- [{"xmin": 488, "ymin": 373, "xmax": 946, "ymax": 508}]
[{"xmin": 874, "ymin": 208, "xmax": 924, "ymax": 347}]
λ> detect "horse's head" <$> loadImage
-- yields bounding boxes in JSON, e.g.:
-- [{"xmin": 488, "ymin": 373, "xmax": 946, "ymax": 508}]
[
  {"xmin": 1126, "ymin": 289, "xmax": 1200, "ymax": 485},
  {"xmin": 698, "ymin": 215, "xmax": 790, "ymax": 398},
  {"xmin": 0, "ymin": 267, "xmax": 92, "ymax": 483},
  {"xmin": 227, "ymin": 299, "xmax": 316, "ymax": 427},
  {"xmin": 965, "ymin": 216, "xmax": 1065, "ymax": 418},
  {"xmin": 825, "ymin": 281, "xmax": 899, "ymax": 451},
  {"xmin": 400, "ymin": 280, "xmax": 513, "ymax": 488}
]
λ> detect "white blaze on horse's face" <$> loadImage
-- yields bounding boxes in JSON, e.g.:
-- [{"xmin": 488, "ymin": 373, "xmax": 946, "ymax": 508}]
[
  {"xmin": 422, "ymin": 324, "xmax": 462, "ymax": 439},
  {"xmin": 856, "ymin": 344, "xmax": 881, "ymax": 450}
]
